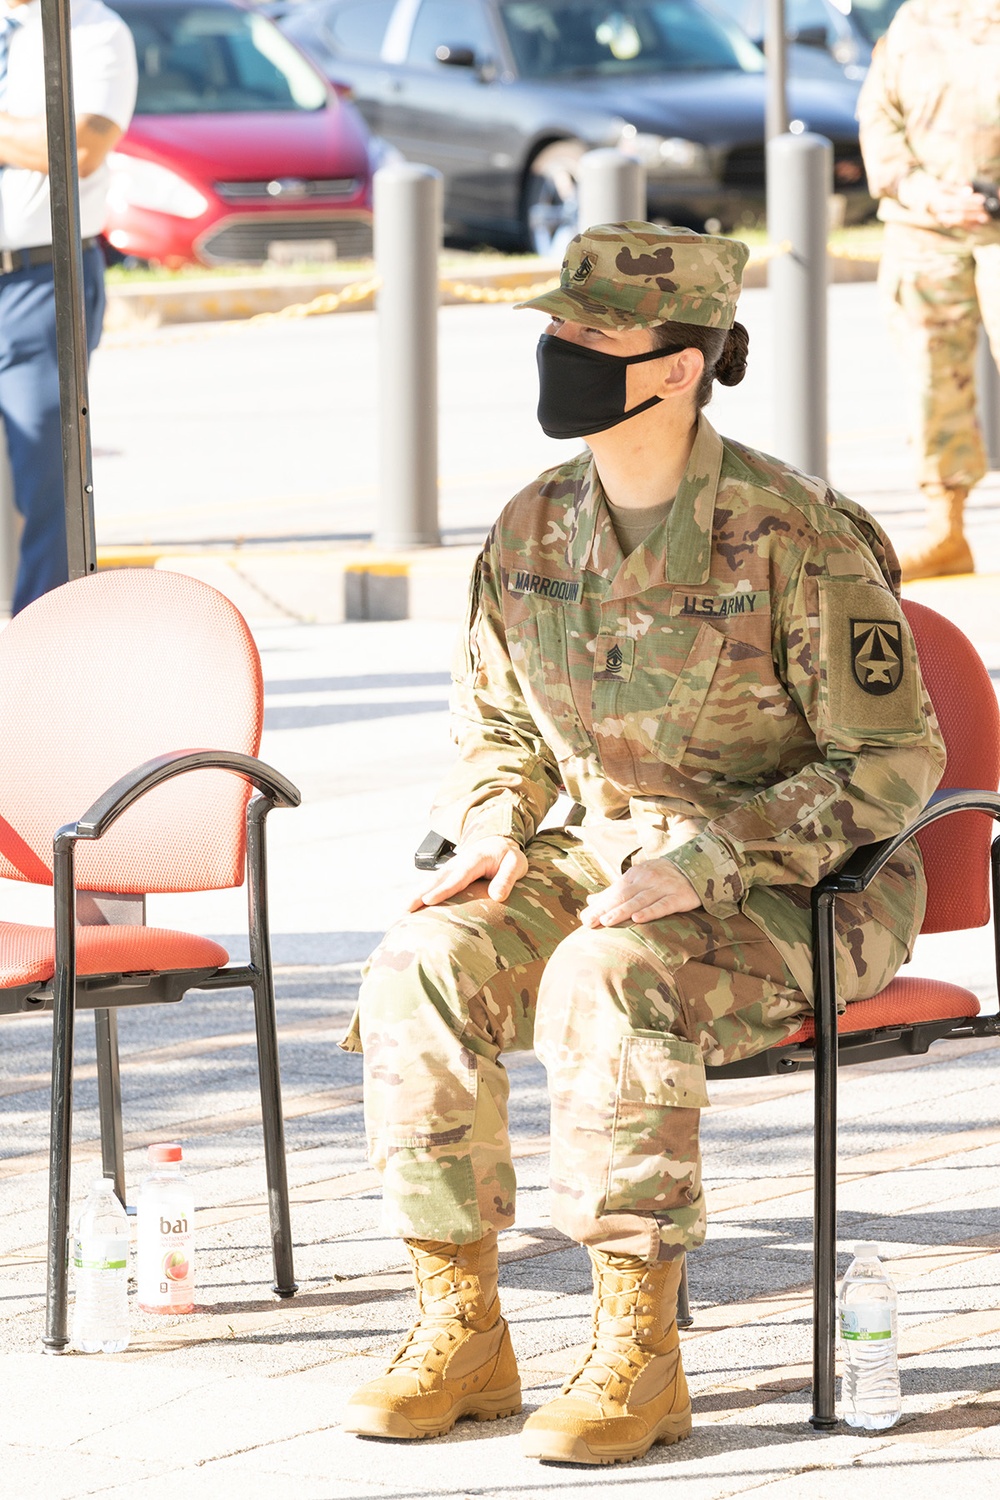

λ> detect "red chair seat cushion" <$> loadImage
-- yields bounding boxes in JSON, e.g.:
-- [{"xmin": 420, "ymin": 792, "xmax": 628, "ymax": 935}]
[
  {"xmin": 0, "ymin": 923, "xmax": 228, "ymax": 988},
  {"xmin": 780, "ymin": 976, "xmax": 980, "ymax": 1046}
]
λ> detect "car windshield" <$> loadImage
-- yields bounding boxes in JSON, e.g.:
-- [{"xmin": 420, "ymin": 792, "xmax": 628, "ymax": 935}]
[
  {"xmin": 498, "ymin": 0, "xmax": 765, "ymax": 78},
  {"xmin": 115, "ymin": 4, "xmax": 328, "ymax": 114}
]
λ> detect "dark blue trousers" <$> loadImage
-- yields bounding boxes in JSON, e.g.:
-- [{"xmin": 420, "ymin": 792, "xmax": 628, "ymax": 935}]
[{"xmin": 0, "ymin": 244, "xmax": 106, "ymax": 614}]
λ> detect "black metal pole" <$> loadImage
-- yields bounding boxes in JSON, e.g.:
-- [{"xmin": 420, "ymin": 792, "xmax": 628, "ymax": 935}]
[
  {"xmin": 43, "ymin": 830, "xmax": 78, "ymax": 1352},
  {"xmin": 246, "ymin": 795, "xmax": 298, "ymax": 1298},
  {"xmin": 39, "ymin": 0, "xmax": 96, "ymax": 583},
  {"xmin": 810, "ymin": 886, "xmax": 840, "ymax": 1429},
  {"xmin": 766, "ymin": 0, "xmax": 788, "ymax": 142}
]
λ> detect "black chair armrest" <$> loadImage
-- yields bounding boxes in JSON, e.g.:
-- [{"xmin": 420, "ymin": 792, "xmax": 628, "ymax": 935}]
[
  {"xmin": 415, "ymin": 830, "xmax": 456, "ymax": 870},
  {"xmin": 57, "ymin": 749, "xmax": 301, "ymax": 847},
  {"xmin": 817, "ymin": 787, "xmax": 1000, "ymax": 896}
]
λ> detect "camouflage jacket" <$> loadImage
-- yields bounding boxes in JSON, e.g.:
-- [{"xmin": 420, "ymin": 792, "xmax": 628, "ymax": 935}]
[
  {"xmin": 858, "ymin": 0, "xmax": 1000, "ymax": 232},
  {"xmin": 431, "ymin": 415, "xmax": 946, "ymax": 998}
]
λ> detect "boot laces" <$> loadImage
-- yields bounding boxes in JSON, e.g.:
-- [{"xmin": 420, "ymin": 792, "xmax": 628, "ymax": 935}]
[
  {"xmin": 562, "ymin": 1264, "xmax": 656, "ymax": 1400},
  {"xmin": 388, "ymin": 1245, "xmax": 477, "ymax": 1375}
]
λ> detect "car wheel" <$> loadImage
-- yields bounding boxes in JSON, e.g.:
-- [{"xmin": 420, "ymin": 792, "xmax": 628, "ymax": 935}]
[{"xmin": 523, "ymin": 140, "xmax": 585, "ymax": 258}]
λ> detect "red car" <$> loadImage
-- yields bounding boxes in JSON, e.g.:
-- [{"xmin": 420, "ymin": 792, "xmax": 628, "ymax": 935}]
[{"xmin": 104, "ymin": 0, "xmax": 375, "ymax": 267}]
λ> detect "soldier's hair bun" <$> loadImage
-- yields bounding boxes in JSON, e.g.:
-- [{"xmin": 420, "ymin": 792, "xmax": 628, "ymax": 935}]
[{"xmin": 715, "ymin": 322, "xmax": 749, "ymax": 387}]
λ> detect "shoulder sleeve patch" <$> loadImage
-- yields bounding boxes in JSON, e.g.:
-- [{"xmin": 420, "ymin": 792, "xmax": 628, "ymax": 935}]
[{"xmin": 817, "ymin": 578, "xmax": 924, "ymax": 741}]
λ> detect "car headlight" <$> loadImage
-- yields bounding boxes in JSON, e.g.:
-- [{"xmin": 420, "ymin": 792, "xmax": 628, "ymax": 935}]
[
  {"xmin": 616, "ymin": 126, "xmax": 710, "ymax": 175},
  {"xmin": 107, "ymin": 153, "xmax": 209, "ymax": 220}
]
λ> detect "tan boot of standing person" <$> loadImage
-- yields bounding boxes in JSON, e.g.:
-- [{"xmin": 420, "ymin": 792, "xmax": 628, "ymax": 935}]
[
  {"xmin": 343, "ymin": 1230, "xmax": 521, "ymax": 1439},
  {"xmin": 521, "ymin": 1251, "xmax": 692, "ymax": 1465},
  {"xmin": 899, "ymin": 484, "xmax": 975, "ymax": 582}
]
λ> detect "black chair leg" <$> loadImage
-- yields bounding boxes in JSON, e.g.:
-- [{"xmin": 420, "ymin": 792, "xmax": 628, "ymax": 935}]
[
  {"xmin": 44, "ymin": 835, "xmax": 79, "ymax": 1353},
  {"xmin": 676, "ymin": 1253, "xmax": 693, "ymax": 1328},
  {"xmin": 247, "ymin": 797, "xmax": 297, "ymax": 1298},
  {"xmin": 94, "ymin": 1008, "xmax": 127, "ymax": 1210},
  {"xmin": 810, "ymin": 888, "xmax": 840, "ymax": 1429}
]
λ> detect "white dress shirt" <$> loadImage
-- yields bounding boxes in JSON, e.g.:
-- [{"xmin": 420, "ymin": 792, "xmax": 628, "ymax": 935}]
[{"xmin": 0, "ymin": 0, "xmax": 137, "ymax": 250}]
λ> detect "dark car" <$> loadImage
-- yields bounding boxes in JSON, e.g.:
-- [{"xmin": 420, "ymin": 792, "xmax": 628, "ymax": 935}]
[
  {"xmin": 279, "ymin": 0, "xmax": 871, "ymax": 253},
  {"xmin": 708, "ymin": 0, "xmax": 906, "ymax": 82}
]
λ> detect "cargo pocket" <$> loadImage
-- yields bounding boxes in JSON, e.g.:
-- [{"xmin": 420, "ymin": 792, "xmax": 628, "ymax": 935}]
[
  {"xmin": 605, "ymin": 1032, "xmax": 709, "ymax": 1214},
  {"xmin": 653, "ymin": 623, "xmax": 726, "ymax": 768}
]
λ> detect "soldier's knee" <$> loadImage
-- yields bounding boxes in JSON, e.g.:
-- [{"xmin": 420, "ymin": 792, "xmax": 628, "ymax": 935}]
[{"xmin": 359, "ymin": 906, "xmax": 479, "ymax": 1039}]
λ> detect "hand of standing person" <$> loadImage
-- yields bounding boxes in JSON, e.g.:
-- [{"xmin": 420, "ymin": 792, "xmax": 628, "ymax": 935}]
[
  {"xmin": 921, "ymin": 181, "xmax": 990, "ymax": 229},
  {"xmin": 580, "ymin": 858, "xmax": 701, "ymax": 927},
  {"xmin": 409, "ymin": 835, "xmax": 529, "ymax": 910}
]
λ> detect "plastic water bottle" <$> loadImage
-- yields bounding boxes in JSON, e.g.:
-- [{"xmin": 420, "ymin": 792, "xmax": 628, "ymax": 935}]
[
  {"xmin": 838, "ymin": 1241, "xmax": 901, "ymax": 1429},
  {"xmin": 72, "ymin": 1178, "xmax": 130, "ymax": 1353},
  {"xmin": 137, "ymin": 1142, "xmax": 196, "ymax": 1314}
]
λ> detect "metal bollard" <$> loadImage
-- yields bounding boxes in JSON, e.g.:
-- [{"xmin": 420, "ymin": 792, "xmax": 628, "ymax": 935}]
[
  {"xmin": 767, "ymin": 132, "xmax": 832, "ymax": 479},
  {"xmin": 0, "ymin": 422, "xmax": 20, "ymax": 616},
  {"xmin": 577, "ymin": 149, "xmax": 646, "ymax": 232},
  {"xmin": 374, "ymin": 162, "xmax": 443, "ymax": 549},
  {"xmin": 976, "ymin": 324, "xmax": 1000, "ymax": 471}
]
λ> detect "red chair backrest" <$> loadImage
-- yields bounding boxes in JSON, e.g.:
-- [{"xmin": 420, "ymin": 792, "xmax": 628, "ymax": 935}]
[
  {"xmin": 902, "ymin": 599, "xmax": 1000, "ymax": 933},
  {"xmin": 0, "ymin": 570, "xmax": 263, "ymax": 894}
]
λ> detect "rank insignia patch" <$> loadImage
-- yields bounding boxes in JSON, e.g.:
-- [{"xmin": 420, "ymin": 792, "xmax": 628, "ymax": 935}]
[{"xmin": 850, "ymin": 619, "xmax": 903, "ymax": 695}]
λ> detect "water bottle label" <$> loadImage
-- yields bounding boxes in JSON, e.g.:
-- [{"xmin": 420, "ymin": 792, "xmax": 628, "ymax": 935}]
[
  {"xmin": 840, "ymin": 1304, "xmax": 893, "ymax": 1341},
  {"xmin": 73, "ymin": 1234, "xmax": 128, "ymax": 1271}
]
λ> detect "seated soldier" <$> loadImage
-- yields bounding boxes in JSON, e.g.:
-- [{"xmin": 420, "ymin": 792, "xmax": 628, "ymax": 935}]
[{"xmin": 339, "ymin": 223, "xmax": 945, "ymax": 1466}]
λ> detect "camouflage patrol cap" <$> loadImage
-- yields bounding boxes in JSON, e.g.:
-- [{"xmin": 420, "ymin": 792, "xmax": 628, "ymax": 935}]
[{"xmin": 516, "ymin": 221, "xmax": 749, "ymax": 331}]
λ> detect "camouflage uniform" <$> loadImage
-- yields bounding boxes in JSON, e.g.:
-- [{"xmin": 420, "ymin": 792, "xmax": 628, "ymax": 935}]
[
  {"xmin": 858, "ymin": 0, "xmax": 1000, "ymax": 492},
  {"xmin": 343, "ymin": 226, "xmax": 946, "ymax": 1265}
]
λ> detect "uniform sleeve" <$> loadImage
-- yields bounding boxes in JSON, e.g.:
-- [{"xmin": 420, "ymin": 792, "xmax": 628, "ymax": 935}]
[
  {"xmin": 857, "ymin": 33, "xmax": 933, "ymax": 208},
  {"xmin": 72, "ymin": 18, "xmax": 139, "ymax": 132},
  {"xmin": 665, "ymin": 548, "xmax": 946, "ymax": 915},
  {"xmin": 428, "ymin": 544, "xmax": 562, "ymax": 848}
]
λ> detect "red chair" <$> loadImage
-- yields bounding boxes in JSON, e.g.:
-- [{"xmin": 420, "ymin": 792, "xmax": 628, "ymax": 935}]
[
  {"xmin": 700, "ymin": 598, "xmax": 1000, "ymax": 1426},
  {"xmin": 0, "ymin": 569, "xmax": 301, "ymax": 1351}
]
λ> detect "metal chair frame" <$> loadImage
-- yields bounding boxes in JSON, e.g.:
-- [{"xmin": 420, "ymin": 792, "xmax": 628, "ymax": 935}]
[
  {"xmin": 2, "ymin": 748, "xmax": 302, "ymax": 1352},
  {"xmin": 414, "ymin": 787, "xmax": 1000, "ymax": 1428}
]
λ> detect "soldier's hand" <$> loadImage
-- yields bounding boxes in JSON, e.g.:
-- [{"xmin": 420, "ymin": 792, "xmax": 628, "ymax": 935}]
[
  {"xmin": 408, "ymin": 835, "xmax": 529, "ymax": 911},
  {"xmin": 923, "ymin": 181, "xmax": 990, "ymax": 228},
  {"xmin": 580, "ymin": 858, "xmax": 701, "ymax": 928}
]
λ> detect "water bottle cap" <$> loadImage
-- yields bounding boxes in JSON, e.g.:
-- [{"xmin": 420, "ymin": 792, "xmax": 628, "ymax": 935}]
[
  {"xmin": 148, "ymin": 1143, "xmax": 183, "ymax": 1163},
  {"xmin": 92, "ymin": 1177, "xmax": 116, "ymax": 1192},
  {"xmin": 854, "ymin": 1241, "xmax": 881, "ymax": 1259}
]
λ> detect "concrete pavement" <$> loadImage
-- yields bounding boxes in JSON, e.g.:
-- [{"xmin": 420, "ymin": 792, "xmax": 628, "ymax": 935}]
[{"xmin": 1, "ymin": 612, "xmax": 998, "ymax": 1499}]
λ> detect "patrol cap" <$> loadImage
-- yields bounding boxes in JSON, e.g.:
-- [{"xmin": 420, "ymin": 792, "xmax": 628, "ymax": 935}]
[{"xmin": 516, "ymin": 221, "xmax": 749, "ymax": 332}]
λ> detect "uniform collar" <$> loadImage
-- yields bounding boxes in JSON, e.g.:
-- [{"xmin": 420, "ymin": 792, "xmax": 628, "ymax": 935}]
[{"xmin": 570, "ymin": 411, "xmax": 723, "ymax": 595}]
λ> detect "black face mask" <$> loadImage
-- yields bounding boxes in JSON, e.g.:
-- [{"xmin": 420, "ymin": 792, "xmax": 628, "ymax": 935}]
[{"xmin": 535, "ymin": 333, "xmax": 677, "ymax": 440}]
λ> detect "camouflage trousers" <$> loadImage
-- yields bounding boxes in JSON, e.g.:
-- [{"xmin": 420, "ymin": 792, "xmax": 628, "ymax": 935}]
[
  {"xmin": 878, "ymin": 220, "xmax": 1000, "ymax": 491},
  {"xmin": 346, "ymin": 830, "xmax": 906, "ymax": 1264}
]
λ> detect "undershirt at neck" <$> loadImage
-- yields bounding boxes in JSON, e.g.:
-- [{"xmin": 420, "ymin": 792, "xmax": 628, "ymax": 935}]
[{"xmin": 604, "ymin": 496, "xmax": 673, "ymax": 558}]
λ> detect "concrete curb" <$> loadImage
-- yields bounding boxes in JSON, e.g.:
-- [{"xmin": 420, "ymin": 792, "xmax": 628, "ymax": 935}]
[{"xmin": 103, "ymin": 251, "xmax": 880, "ymax": 331}]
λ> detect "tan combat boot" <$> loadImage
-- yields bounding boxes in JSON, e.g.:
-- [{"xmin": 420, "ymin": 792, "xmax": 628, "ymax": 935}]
[
  {"xmin": 521, "ymin": 1250, "xmax": 691, "ymax": 1465},
  {"xmin": 343, "ymin": 1231, "xmax": 521, "ymax": 1440},
  {"xmin": 899, "ymin": 484, "xmax": 974, "ymax": 581}
]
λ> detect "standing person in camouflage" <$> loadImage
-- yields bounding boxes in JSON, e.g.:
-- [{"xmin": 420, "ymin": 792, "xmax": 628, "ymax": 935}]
[
  {"xmin": 340, "ymin": 223, "xmax": 945, "ymax": 1465},
  {"xmin": 858, "ymin": 0, "xmax": 1000, "ymax": 581}
]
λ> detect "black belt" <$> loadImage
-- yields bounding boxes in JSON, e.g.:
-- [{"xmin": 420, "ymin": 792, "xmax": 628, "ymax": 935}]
[{"xmin": 0, "ymin": 238, "xmax": 99, "ymax": 276}]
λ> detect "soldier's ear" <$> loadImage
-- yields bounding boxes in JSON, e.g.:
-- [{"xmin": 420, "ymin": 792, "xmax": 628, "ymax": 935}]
[{"xmin": 658, "ymin": 347, "xmax": 704, "ymax": 402}]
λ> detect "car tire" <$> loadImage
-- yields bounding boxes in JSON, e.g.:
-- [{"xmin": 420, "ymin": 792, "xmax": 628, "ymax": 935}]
[{"xmin": 523, "ymin": 140, "xmax": 585, "ymax": 258}]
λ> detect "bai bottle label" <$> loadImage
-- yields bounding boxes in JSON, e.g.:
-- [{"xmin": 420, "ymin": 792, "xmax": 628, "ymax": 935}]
[{"xmin": 138, "ymin": 1209, "xmax": 194, "ymax": 1311}]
